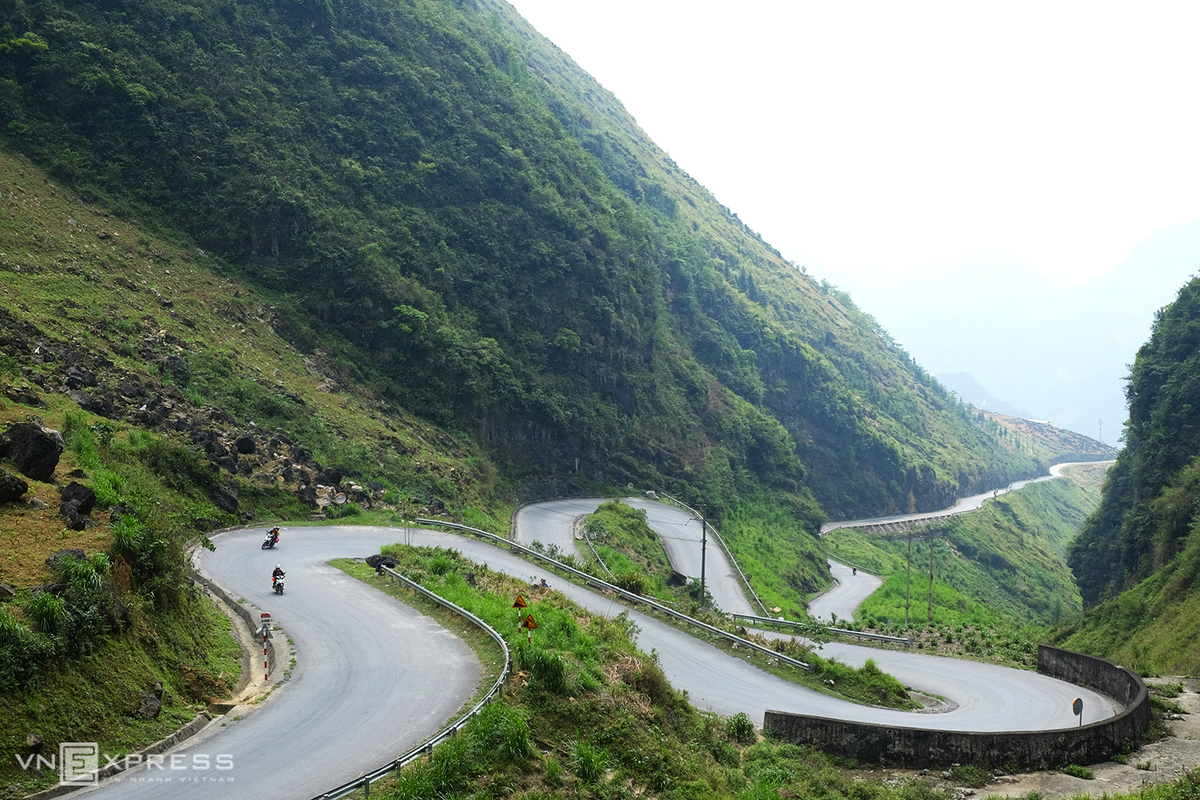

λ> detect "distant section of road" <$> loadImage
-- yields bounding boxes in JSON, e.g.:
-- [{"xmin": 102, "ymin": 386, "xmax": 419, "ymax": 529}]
[
  {"xmin": 514, "ymin": 498, "xmax": 756, "ymax": 617},
  {"xmin": 820, "ymin": 461, "xmax": 1115, "ymax": 534},
  {"xmin": 807, "ymin": 559, "xmax": 882, "ymax": 623}
]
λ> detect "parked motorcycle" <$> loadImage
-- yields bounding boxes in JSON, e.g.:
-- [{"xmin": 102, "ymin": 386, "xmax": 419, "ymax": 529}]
[
  {"xmin": 272, "ymin": 573, "xmax": 285, "ymax": 595},
  {"xmin": 261, "ymin": 528, "xmax": 280, "ymax": 549}
]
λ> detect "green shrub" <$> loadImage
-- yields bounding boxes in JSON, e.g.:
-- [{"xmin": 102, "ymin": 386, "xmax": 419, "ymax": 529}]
[
  {"xmin": 569, "ymin": 737, "xmax": 608, "ymax": 785},
  {"xmin": 949, "ymin": 764, "xmax": 988, "ymax": 788},
  {"xmin": 726, "ymin": 711, "xmax": 756, "ymax": 744},
  {"xmin": 543, "ymin": 756, "xmax": 564, "ymax": 787},
  {"xmin": 471, "ymin": 701, "xmax": 533, "ymax": 765},
  {"xmin": 614, "ymin": 570, "xmax": 648, "ymax": 595},
  {"xmin": 520, "ymin": 644, "xmax": 570, "ymax": 694},
  {"xmin": 25, "ymin": 591, "xmax": 68, "ymax": 635},
  {"xmin": 1063, "ymin": 764, "xmax": 1094, "ymax": 779}
]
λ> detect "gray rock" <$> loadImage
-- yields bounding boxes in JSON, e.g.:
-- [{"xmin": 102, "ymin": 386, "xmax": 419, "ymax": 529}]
[
  {"xmin": 60, "ymin": 499, "xmax": 90, "ymax": 530},
  {"xmin": 212, "ymin": 485, "xmax": 238, "ymax": 514},
  {"xmin": 0, "ymin": 471, "xmax": 28, "ymax": 503},
  {"xmin": 136, "ymin": 681, "xmax": 164, "ymax": 719},
  {"xmin": 46, "ymin": 549, "xmax": 85, "ymax": 572},
  {"xmin": 59, "ymin": 481, "xmax": 97, "ymax": 515},
  {"xmin": 2, "ymin": 422, "xmax": 62, "ymax": 482}
]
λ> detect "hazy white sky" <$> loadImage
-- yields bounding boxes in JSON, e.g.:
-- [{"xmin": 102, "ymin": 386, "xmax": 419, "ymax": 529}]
[{"xmin": 505, "ymin": 1, "xmax": 1200, "ymax": 289}]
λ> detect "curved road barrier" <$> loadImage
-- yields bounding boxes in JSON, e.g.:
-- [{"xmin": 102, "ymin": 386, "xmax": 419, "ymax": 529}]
[{"xmin": 763, "ymin": 645, "xmax": 1149, "ymax": 769}]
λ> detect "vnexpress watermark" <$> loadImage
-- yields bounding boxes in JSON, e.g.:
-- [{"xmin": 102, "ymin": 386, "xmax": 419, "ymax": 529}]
[{"xmin": 15, "ymin": 742, "xmax": 234, "ymax": 786}]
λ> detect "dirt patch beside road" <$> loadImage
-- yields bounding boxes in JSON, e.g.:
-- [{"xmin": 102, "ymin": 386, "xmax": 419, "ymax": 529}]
[{"xmin": 986, "ymin": 677, "xmax": 1200, "ymax": 799}]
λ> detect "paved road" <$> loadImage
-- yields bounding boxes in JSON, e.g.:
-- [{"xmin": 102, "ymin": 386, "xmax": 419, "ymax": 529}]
[
  {"xmin": 807, "ymin": 559, "xmax": 883, "ymax": 623},
  {"xmin": 819, "ymin": 461, "xmax": 1114, "ymax": 534},
  {"xmin": 92, "ymin": 497, "xmax": 1122, "ymax": 798},
  {"xmin": 515, "ymin": 498, "xmax": 756, "ymax": 616},
  {"xmin": 86, "ymin": 526, "xmax": 483, "ymax": 800}
]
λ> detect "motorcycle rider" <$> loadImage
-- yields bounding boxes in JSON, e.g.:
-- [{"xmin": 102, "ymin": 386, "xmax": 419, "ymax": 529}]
[
  {"xmin": 272, "ymin": 564, "xmax": 285, "ymax": 588},
  {"xmin": 269, "ymin": 527, "xmax": 281, "ymax": 545}
]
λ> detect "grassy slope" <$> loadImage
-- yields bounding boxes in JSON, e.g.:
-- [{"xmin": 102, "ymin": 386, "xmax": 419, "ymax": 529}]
[
  {"xmin": 0, "ymin": 147, "xmax": 506, "ymax": 522},
  {"xmin": 0, "ymin": 146, "xmax": 498, "ymax": 794},
  {"xmin": 824, "ymin": 463, "xmax": 1108, "ymax": 628},
  {"xmin": 1054, "ymin": 529, "xmax": 1200, "ymax": 676}
]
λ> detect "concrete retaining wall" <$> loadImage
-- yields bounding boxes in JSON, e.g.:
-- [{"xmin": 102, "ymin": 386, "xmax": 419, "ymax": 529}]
[
  {"xmin": 763, "ymin": 645, "xmax": 1150, "ymax": 770},
  {"xmin": 191, "ymin": 570, "xmax": 279, "ymax": 685}
]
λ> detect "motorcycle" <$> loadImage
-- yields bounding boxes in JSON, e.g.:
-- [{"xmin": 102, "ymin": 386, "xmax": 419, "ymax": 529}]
[
  {"xmin": 261, "ymin": 529, "xmax": 280, "ymax": 549},
  {"xmin": 272, "ymin": 573, "xmax": 285, "ymax": 595}
]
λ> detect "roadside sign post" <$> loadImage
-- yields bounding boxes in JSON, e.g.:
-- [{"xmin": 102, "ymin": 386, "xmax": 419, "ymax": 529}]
[
  {"xmin": 521, "ymin": 613, "xmax": 537, "ymax": 644},
  {"xmin": 1073, "ymin": 697, "xmax": 1083, "ymax": 726},
  {"xmin": 260, "ymin": 612, "xmax": 272, "ymax": 682},
  {"xmin": 513, "ymin": 595, "xmax": 527, "ymax": 631}
]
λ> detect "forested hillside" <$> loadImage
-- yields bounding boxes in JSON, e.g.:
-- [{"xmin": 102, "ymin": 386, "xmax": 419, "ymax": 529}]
[
  {"xmin": 1069, "ymin": 276, "xmax": 1200, "ymax": 605},
  {"xmin": 1060, "ymin": 276, "xmax": 1200, "ymax": 673},
  {"xmin": 0, "ymin": 0, "xmax": 1061, "ymax": 525}
]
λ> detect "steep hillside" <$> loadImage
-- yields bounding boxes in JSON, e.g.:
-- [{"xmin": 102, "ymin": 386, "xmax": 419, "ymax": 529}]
[
  {"xmin": 1069, "ymin": 277, "xmax": 1200, "ymax": 606},
  {"xmin": 825, "ymin": 462, "xmax": 1109, "ymax": 627},
  {"xmin": 0, "ymin": 0, "xmax": 1044, "ymax": 524},
  {"xmin": 1058, "ymin": 276, "xmax": 1200, "ymax": 672}
]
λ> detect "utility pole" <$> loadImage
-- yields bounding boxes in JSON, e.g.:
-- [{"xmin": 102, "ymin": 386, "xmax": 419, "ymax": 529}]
[
  {"xmin": 905, "ymin": 531, "xmax": 912, "ymax": 627},
  {"xmin": 927, "ymin": 537, "xmax": 935, "ymax": 624},
  {"xmin": 1099, "ymin": 419, "xmax": 1103, "ymax": 445},
  {"xmin": 699, "ymin": 506, "xmax": 707, "ymax": 607}
]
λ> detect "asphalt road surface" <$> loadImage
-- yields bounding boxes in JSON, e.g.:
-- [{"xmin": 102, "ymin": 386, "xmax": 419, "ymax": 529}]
[
  {"xmin": 515, "ymin": 497, "xmax": 757, "ymax": 616},
  {"xmin": 89, "ymin": 488, "xmax": 1122, "ymax": 798},
  {"xmin": 807, "ymin": 559, "xmax": 883, "ymax": 623}
]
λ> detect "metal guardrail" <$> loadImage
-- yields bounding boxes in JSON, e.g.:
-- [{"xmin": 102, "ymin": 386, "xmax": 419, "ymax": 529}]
[
  {"xmin": 313, "ymin": 517, "xmax": 815, "ymax": 798},
  {"xmin": 415, "ymin": 518, "xmax": 812, "ymax": 672},
  {"xmin": 656, "ymin": 493, "xmax": 770, "ymax": 617},
  {"xmin": 312, "ymin": 565, "xmax": 512, "ymax": 800},
  {"xmin": 729, "ymin": 613, "xmax": 914, "ymax": 646}
]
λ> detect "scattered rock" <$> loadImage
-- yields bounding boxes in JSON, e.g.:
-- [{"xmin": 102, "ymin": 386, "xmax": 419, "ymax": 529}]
[
  {"xmin": 60, "ymin": 499, "xmax": 91, "ymax": 530},
  {"xmin": 234, "ymin": 435, "xmax": 256, "ymax": 455},
  {"xmin": 2, "ymin": 421, "xmax": 62, "ymax": 482},
  {"xmin": 59, "ymin": 481, "xmax": 97, "ymax": 515},
  {"xmin": 211, "ymin": 485, "xmax": 238, "ymax": 514},
  {"xmin": 46, "ymin": 549, "xmax": 86, "ymax": 572},
  {"xmin": 0, "ymin": 471, "xmax": 28, "ymax": 503},
  {"xmin": 136, "ymin": 680, "xmax": 163, "ymax": 719},
  {"xmin": 365, "ymin": 554, "xmax": 398, "ymax": 573},
  {"xmin": 4, "ymin": 385, "xmax": 43, "ymax": 406},
  {"xmin": 0, "ymin": 583, "xmax": 15, "ymax": 601}
]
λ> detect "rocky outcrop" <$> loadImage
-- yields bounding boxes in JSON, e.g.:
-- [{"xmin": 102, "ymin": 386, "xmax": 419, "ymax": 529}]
[
  {"xmin": 46, "ymin": 548, "xmax": 86, "ymax": 573},
  {"xmin": 136, "ymin": 680, "xmax": 164, "ymax": 720},
  {"xmin": 60, "ymin": 481, "xmax": 97, "ymax": 515},
  {"xmin": 1, "ymin": 421, "xmax": 62, "ymax": 482},
  {"xmin": 0, "ymin": 470, "xmax": 28, "ymax": 503}
]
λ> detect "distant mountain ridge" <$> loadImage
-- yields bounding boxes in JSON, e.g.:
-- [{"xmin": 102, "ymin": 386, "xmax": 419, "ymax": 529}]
[
  {"xmin": 937, "ymin": 372, "xmax": 1031, "ymax": 419},
  {"xmin": 822, "ymin": 219, "xmax": 1200, "ymax": 443}
]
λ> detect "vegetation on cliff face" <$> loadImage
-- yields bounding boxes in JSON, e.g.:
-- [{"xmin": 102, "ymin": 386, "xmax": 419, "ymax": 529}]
[
  {"xmin": 1070, "ymin": 277, "xmax": 1200, "ymax": 606},
  {"xmin": 1057, "ymin": 276, "xmax": 1200, "ymax": 673},
  {"xmin": 0, "ymin": 0, "xmax": 1047, "ymax": 524}
]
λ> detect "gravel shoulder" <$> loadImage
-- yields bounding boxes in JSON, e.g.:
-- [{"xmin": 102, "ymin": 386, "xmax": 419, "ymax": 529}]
[{"xmin": 984, "ymin": 677, "xmax": 1200, "ymax": 799}]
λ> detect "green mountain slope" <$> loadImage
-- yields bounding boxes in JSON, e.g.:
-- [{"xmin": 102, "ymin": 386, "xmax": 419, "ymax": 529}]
[
  {"xmin": 1059, "ymin": 276, "xmax": 1200, "ymax": 672},
  {"xmin": 0, "ymin": 0, "xmax": 1062, "ymax": 524},
  {"xmin": 826, "ymin": 462, "xmax": 1109, "ymax": 627},
  {"xmin": 1069, "ymin": 277, "xmax": 1200, "ymax": 606}
]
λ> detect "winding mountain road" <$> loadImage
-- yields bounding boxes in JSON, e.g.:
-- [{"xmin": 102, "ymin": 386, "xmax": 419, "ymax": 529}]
[{"xmin": 88, "ymin": 468, "xmax": 1119, "ymax": 798}]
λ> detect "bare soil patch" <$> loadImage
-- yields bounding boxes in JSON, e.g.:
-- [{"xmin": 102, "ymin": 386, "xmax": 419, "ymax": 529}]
[{"xmin": 985, "ymin": 677, "xmax": 1200, "ymax": 799}]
